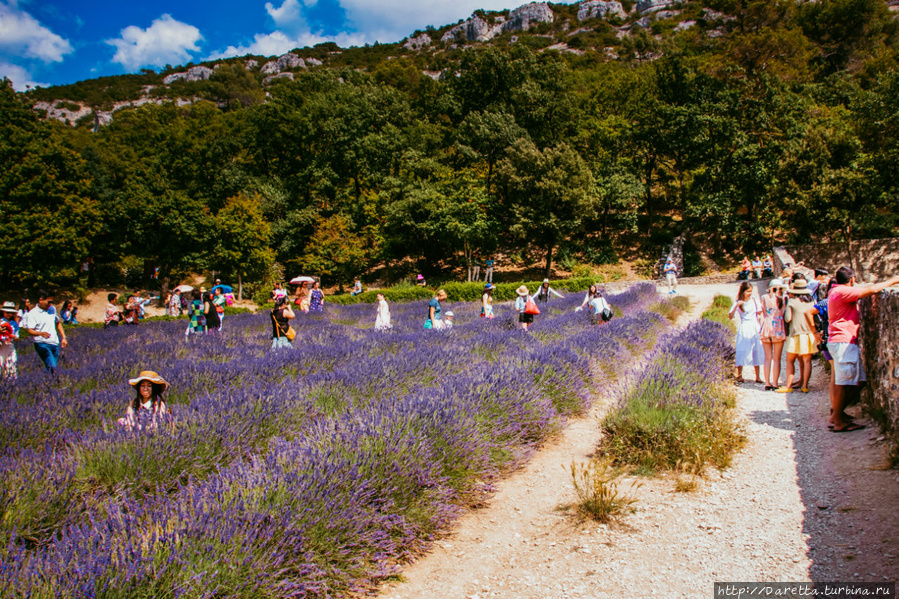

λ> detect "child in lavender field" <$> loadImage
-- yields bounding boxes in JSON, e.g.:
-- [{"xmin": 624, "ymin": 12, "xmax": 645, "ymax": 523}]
[{"xmin": 117, "ymin": 371, "xmax": 169, "ymax": 431}]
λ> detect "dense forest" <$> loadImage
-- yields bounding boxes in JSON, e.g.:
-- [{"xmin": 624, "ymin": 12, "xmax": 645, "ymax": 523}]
[{"xmin": 2, "ymin": 0, "xmax": 899, "ymax": 295}]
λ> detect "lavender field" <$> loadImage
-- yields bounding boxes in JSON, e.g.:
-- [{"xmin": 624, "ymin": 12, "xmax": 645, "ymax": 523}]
[{"xmin": 1, "ymin": 284, "xmax": 669, "ymax": 598}]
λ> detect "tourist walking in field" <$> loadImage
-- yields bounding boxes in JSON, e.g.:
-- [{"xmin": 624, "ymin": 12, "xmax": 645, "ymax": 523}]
[
  {"xmin": 664, "ymin": 257, "xmax": 678, "ymax": 294},
  {"xmin": 271, "ymin": 296, "xmax": 295, "ymax": 349},
  {"xmin": 826, "ymin": 267, "xmax": 899, "ymax": 432},
  {"xmin": 204, "ymin": 291, "xmax": 221, "ymax": 333},
  {"xmin": 375, "ymin": 293, "xmax": 391, "ymax": 330},
  {"xmin": 778, "ymin": 279, "xmax": 818, "ymax": 393},
  {"xmin": 168, "ymin": 290, "xmax": 183, "ymax": 317},
  {"xmin": 0, "ymin": 301, "xmax": 19, "ymax": 379},
  {"xmin": 425, "ymin": 289, "xmax": 447, "ymax": 330},
  {"xmin": 588, "ymin": 288, "xmax": 612, "ymax": 325},
  {"xmin": 294, "ymin": 282, "xmax": 310, "ymax": 313},
  {"xmin": 534, "ymin": 279, "xmax": 564, "ymax": 305},
  {"xmin": 21, "ymin": 291, "xmax": 67, "ymax": 374},
  {"xmin": 759, "ymin": 280, "xmax": 787, "ymax": 390},
  {"xmin": 729, "ymin": 281, "xmax": 764, "ymax": 383},
  {"xmin": 212, "ymin": 287, "xmax": 226, "ymax": 331},
  {"xmin": 309, "ymin": 281, "xmax": 324, "ymax": 313},
  {"xmin": 481, "ymin": 284, "xmax": 495, "ymax": 318},
  {"xmin": 185, "ymin": 290, "xmax": 206, "ymax": 336},
  {"xmin": 516, "ymin": 285, "xmax": 536, "ymax": 331},
  {"xmin": 117, "ymin": 371, "xmax": 169, "ymax": 431}
]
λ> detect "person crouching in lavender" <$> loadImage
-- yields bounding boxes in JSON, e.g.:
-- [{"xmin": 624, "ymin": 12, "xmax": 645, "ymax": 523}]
[{"xmin": 118, "ymin": 371, "xmax": 170, "ymax": 431}]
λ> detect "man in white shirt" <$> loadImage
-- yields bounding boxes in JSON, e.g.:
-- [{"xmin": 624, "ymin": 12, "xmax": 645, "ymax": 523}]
[{"xmin": 21, "ymin": 290, "xmax": 67, "ymax": 374}]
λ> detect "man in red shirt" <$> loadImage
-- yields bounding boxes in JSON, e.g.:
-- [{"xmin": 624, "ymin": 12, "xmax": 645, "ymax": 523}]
[{"xmin": 826, "ymin": 267, "xmax": 899, "ymax": 432}]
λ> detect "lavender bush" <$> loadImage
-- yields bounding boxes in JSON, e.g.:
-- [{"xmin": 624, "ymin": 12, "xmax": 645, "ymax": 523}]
[{"xmin": 1, "ymin": 283, "xmax": 669, "ymax": 597}]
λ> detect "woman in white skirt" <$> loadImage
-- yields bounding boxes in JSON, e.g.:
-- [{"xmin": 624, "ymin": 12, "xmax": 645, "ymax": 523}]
[
  {"xmin": 729, "ymin": 281, "xmax": 764, "ymax": 383},
  {"xmin": 375, "ymin": 293, "xmax": 391, "ymax": 330}
]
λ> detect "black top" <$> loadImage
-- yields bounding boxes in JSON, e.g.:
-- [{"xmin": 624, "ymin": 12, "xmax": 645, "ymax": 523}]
[{"xmin": 271, "ymin": 307, "xmax": 289, "ymax": 338}]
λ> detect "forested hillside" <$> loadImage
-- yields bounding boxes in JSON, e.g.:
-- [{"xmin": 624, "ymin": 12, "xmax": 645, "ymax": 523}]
[{"xmin": 2, "ymin": 0, "xmax": 898, "ymax": 291}]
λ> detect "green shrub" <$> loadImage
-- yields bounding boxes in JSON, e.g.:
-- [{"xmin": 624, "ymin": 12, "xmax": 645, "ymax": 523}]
[
  {"xmin": 702, "ymin": 295, "xmax": 735, "ymax": 332},
  {"xmin": 328, "ymin": 276, "xmax": 604, "ymax": 304}
]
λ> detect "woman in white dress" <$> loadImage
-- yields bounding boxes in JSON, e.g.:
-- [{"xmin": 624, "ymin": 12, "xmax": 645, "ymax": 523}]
[
  {"xmin": 729, "ymin": 281, "xmax": 764, "ymax": 383},
  {"xmin": 375, "ymin": 293, "xmax": 391, "ymax": 330}
]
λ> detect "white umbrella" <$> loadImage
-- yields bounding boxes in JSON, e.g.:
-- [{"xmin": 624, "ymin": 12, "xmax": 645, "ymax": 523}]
[
  {"xmin": 174, "ymin": 284, "xmax": 193, "ymax": 292},
  {"xmin": 289, "ymin": 276, "xmax": 316, "ymax": 285}
]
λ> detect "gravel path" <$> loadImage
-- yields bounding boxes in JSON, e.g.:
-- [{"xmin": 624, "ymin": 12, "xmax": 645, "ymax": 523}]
[{"xmin": 379, "ymin": 284, "xmax": 899, "ymax": 599}]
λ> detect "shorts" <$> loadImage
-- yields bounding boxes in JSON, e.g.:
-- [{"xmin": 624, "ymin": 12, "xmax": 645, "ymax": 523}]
[
  {"xmin": 271, "ymin": 337, "xmax": 292, "ymax": 350},
  {"xmin": 666, "ymin": 274, "xmax": 677, "ymax": 283},
  {"xmin": 828, "ymin": 342, "xmax": 866, "ymax": 386},
  {"xmin": 786, "ymin": 333, "xmax": 817, "ymax": 356},
  {"xmin": 519, "ymin": 313, "xmax": 534, "ymax": 324}
]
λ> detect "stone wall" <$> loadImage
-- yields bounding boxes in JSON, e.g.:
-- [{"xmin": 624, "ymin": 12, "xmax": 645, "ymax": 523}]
[
  {"xmin": 859, "ymin": 289, "xmax": 899, "ymax": 457},
  {"xmin": 777, "ymin": 238, "xmax": 899, "ymax": 282}
]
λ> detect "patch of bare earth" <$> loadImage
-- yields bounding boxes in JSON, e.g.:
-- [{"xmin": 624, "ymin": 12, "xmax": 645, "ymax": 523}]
[{"xmin": 380, "ymin": 284, "xmax": 899, "ymax": 599}]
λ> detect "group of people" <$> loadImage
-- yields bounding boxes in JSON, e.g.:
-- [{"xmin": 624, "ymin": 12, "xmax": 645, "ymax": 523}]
[
  {"xmin": 104, "ymin": 290, "xmax": 159, "ymax": 326},
  {"xmin": 730, "ymin": 263, "xmax": 899, "ymax": 432},
  {"xmin": 739, "ymin": 255, "xmax": 776, "ymax": 280},
  {"xmin": 0, "ymin": 291, "xmax": 68, "ymax": 377}
]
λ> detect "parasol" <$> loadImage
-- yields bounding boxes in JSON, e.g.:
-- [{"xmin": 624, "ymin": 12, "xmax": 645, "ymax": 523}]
[
  {"xmin": 289, "ymin": 276, "xmax": 316, "ymax": 285},
  {"xmin": 173, "ymin": 285, "xmax": 193, "ymax": 292}
]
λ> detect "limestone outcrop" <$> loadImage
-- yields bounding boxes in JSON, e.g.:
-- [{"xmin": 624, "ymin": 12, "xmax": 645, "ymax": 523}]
[
  {"xmin": 404, "ymin": 34, "xmax": 432, "ymax": 50},
  {"xmin": 162, "ymin": 66, "xmax": 214, "ymax": 84},
  {"xmin": 577, "ymin": 1, "xmax": 627, "ymax": 21},
  {"xmin": 260, "ymin": 53, "xmax": 306, "ymax": 75},
  {"xmin": 442, "ymin": 2, "xmax": 554, "ymax": 43}
]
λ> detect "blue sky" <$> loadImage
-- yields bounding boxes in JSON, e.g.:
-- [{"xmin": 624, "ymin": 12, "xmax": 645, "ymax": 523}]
[{"xmin": 0, "ymin": 0, "xmax": 576, "ymax": 91}]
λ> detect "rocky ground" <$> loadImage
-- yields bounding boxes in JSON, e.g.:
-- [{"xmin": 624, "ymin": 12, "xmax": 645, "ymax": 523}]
[{"xmin": 379, "ymin": 283, "xmax": 899, "ymax": 599}]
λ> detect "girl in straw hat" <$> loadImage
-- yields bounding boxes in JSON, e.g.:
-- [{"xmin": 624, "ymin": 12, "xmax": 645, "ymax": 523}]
[
  {"xmin": 118, "ymin": 371, "xmax": 170, "ymax": 431},
  {"xmin": 515, "ymin": 285, "xmax": 534, "ymax": 331}
]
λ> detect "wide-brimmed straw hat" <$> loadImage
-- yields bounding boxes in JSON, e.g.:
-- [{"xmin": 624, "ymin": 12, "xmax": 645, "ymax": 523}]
[
  {"xmin": 1, "ymin": 301, "xmax": 15, "ymax": 313},
  {"xmin": 517, "ymin": 285, "xmax": 529, "ymax": 297},
  {"xmin": 128, "ymin": 371, "xmax": 169, "ymax": 391},
  {"xmin": 788, "ymin": 279, "xmax": 812, "ymax": 295}
]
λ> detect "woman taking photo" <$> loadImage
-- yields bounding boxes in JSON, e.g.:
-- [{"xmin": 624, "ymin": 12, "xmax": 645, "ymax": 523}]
[
  {"xmin": 271, "ymin": 296, "xmax": 295, "ymax": 349},
  {"xmin": 729, "ymin": 281, "xmax": 764, "ymax": 383},
  {"xmin": 117, "ymin": 371, "xmax": 169, "ymax": 431}
]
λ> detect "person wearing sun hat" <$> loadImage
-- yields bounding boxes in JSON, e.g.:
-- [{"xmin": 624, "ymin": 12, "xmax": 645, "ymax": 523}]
[
  {"xmin": 777, "ymin": 278, "xmax": 818, "ymax": 393},
  {"xmin": 759, "ymin": 279, "xmax": 787, "ymax": 390},
  {"xmin": 416, "ymin": 274, "xmax": 427, "ymax": 287},
  {"xmin": 515, "ymin": 285, "xmax": 534, "ymax": 330},
  {"xmin": 117, "ymin": 371, "xmax": 170, "ymax": 431},
  {"xmin": 0, "ymin": 301, "xmax": 19, "ymax": 380}
]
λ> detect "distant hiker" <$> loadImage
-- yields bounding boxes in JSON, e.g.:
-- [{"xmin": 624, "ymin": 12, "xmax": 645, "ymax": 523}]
[
  {"xmin": 485, "ymin": 257, "xmax": 495, "ymax": 283},
  {"xmin": 271, "ymin": 295, "xmax": 295, "ymax": 350},
  {"xmin": 826, "ymin": 267, "xmax": 899, "ymax": 432},
  {"xmin": 351, "ymin": 276, "xmax": 363, "ymax": 296},
  {"xmin": 309, "ymin": 281, "xmax": 324, "ymax": 313},
  {"xmin": 482, "ymin": 284, "xmax": 495, "ymax": 319},
  {"xmin": 535, "ymin": 279, "xmax": 564, "ymax": 305},
  {"xmin": 21, "ymin": 290, "xmax": 67, "ymax": 374},
  {"xmin": 117, "ymin": 371, "xmax": 169, "ymax": 432},
  {"xmin": 664, "ymin": 257, "xmax": 678, "ymax": 294},
  {"xmin": 0, "ymin": 301, "xmax": 19, "ymax": 379},
  {"xmin": 729, "ymin": 281, "xmax": 763, "ymax": 384},
  {"xmin": 375, "ymin": 293, "xmax": 391, "ymax": 330}
]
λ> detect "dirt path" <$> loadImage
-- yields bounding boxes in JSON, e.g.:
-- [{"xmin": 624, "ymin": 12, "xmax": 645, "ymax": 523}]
[{"xmin": 380, "ymin": 284, "xmax": 899, "ymax": 599}]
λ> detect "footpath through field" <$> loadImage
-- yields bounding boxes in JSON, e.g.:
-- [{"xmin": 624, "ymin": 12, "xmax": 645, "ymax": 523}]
[{"xmin": 379, "ymin": 283, "xmax": 899, "ymax": 599}]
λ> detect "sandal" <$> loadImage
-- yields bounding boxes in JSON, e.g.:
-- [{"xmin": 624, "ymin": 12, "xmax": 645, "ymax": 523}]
[
  {"xmin": 774, "ymin": 387, "xmax": 792, "ymax": 393},
  {"xmin": 755, "ymin": 379, "xmax": 764, "ymax": 384},
  {"xmin": 832, "ymin": 423, "xmax": 866, "ymax": 433},
  {"xmin": 801, "ymin": 388, "xmax": 810, "ymax": 393},
  {"xmin": 735, "ymin": 377, "xmax": 745, "ymax": 383},
  {"xmin": 764, "ymin": 385, "xmax": 775, "ymax": 391}
]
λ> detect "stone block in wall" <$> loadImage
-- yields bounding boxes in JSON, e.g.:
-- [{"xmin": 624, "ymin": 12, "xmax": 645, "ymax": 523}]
[{"xmin": 858, "ymin": 289, "xmax": 899, "ymax": 457}]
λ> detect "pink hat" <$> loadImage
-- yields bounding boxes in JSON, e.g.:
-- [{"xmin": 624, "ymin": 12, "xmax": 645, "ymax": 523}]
[{"xmin": 417, "ymin": 274, "xmax": 424, "ymax": 280}]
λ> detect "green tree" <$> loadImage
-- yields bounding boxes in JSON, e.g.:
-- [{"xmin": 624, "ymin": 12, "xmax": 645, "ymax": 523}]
[
  {"xmin": 0, "ymin": 79, "xmax": 101, "ymax": 284},
  {"xmin": 212, "ymin": 192, "xmax": 275, "ymax": 299},
  {"xmin": 301, "ymin": 213, "xmax": 370, "ymax": 291},
  {"xmin": 495, "ymin": 139, "xmax": 594, "ymax": 278}
]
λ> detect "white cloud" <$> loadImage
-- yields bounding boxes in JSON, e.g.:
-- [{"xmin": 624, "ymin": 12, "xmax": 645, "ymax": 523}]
[
  {"xmin": 0, "ymin": 1, "xmax": 72, "ymax": 62},
  {"xmin": 106, "ymin": 14, "xmax": 202, "ymax": 71},
  {"xmin": 208, "ymin": 29, "xmax": 366, "ymax": 60},
  {"xmin": 0, "ymin": 60, "xmax": 47, "ymax": 90}
]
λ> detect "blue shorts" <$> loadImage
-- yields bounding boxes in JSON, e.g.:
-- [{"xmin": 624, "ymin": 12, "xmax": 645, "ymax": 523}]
[{"xmin": 33, "ymin": 342, "xmax": 60, "ymax": 372}]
